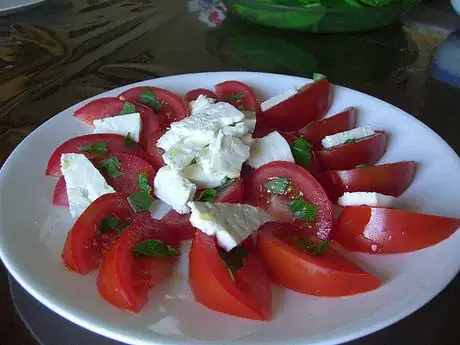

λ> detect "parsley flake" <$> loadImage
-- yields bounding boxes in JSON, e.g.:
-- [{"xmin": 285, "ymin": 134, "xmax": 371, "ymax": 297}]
[
  {"xmin": 124, "ymin": 132, "xmax": 138, "ymax": 148},
  {"xmin": 119, "ymin": 101, "xmax": 136, "ymax": 115},
  {"xmin": 294, "ymin": 237, "xmax": 329, "ymax": 256},
  {"xmin": 128, "ymin": 191, "xmax": 154, "ymax": 212},
  {"xmin": 97, "ymin": 157, "xmax": 123, "ymax": 178},
  {"xmin": 288, "ymin": 195, "xmax": 317, "ymax": 222},
  {"xmin": 137, "ymin": 172, "xmax": 152, "ymax": 193},
  {"xmin": 138, "ymin": 88, "xmax": 162, "ymax": 112},
  {"xmin": 290, "ymin": 138, "xmax": 313, "ymax": 168},
  {"xmin": 133, "ymin": 240, "xmax": 180, "ymax": 258},
  {"xmin": 343, "ymin": 138, "xmax": 357, "ymax": 145},
  {"xmin": 264, "ymin": 177, "xmax": 290, "ymax": 195},
  {"xmin": 77, "ymin": 141, "xmax": 108, "ymax": 156}
]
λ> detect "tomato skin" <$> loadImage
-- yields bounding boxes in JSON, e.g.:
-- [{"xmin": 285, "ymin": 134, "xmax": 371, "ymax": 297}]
[
  {"xmin": 298, "ymin": 107, "xmax": 357, "ymax": 147},
  {"xmin": 325, "ymin": 161, "xmax": 416, "ymax": 200},
  {"xmin": 258, "ymin": 222, "xmax": 381, "ymax": 296},
  {"xmin": 61, "ymin": 193, "xmax": 134, "ymax": 274},
  {"xmin": 46, "ymin": 134, "xmax": 153, "ymax": 177},
  {"xmin": 215, "ymin": 80, "xmax": 262, "ymax": 112},
  {"xmin": 189, "ymin": 231, "xmax": 272, "ymax": 320},
  {"xmin": 52, "ymin": 176, "xmax": 68, "ymax": 206},
  {"xmin": 144, "ymin": 129, "xmax": 166, "ymax": 171},
  {"xmin": 74, "ymin": 98, "xmax": 125, "ymax": 125},
  {"xmin": 185, "ymin": 88, "xmax": 218, "ymax": 102},
  {"xmin": 261, "ymin": 78, "xmax": 332, "ymax": 132},
  {"xmin": 119, "ymin": 86, "xmax": 189, "ymax": 127},
  {"xmin": 97, "ymin": 218, "xmax": 178, "ymax": 312},
  {"xmin": 245, "ymin": 161, "xmax": 333, "ymax": 240},
  {"xmin": 161, "ymin": 179, "xmax": 245, "ymax": 241},
  {"xmin": 316, "ymin": 131, "xmax": 386, "ymax": 170},
  {"xmin": 332, "ymin": 206, "xmax": 460, "ymax": 254}
]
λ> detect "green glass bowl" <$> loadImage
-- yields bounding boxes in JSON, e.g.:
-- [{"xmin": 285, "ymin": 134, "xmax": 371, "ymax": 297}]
[{"xmin": 222, "ymin": 0, "xmax": 419, "ymax": 33}]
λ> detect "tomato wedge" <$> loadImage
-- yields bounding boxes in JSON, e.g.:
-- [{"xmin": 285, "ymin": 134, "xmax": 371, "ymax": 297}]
[
  {"xmin": 52, "ymin": 177, "xmax": 68, "ymax": 206},
  {"xmin": 162, "ymin": 179, "xmax": 245, "ymax": 241},
  {"xmin": 260, "ymin": 78, "xmax": 332, "ymax": 132},
  {"xmin": 62, "ymin": 193, "xmax": 134, "ymax": 274},
  {"xmin": 258, "ymin": 222, "xmax": 381, "ymax": 296},
  {"xmin": 46, "ymin": 134, "xmax": 152, "ymax": 177},
  {"xmin": 97, "ymin": 217, "xmax": 179, "ymax": 312},
  {"xmin": 325, "ymin": 161, "xmax": 416, "ymax": 200},
  {"xmin": 332, "ymin": 206, "xmax": 460, "ymax": 254},
  {"xmin": 316, "ymin": 131, "xmax": 386, "ymax": 170},
  {"xmin": 215, "ymin": 80, "xmax": 261, "ymax": 112},
  {"xmin": 189, "ymin": 231, "xmax": 272, "ymax": 320},
  {"xmin": 245, "ymin": 161, "xmax": 333, "ymax": 240},
  {"xmin": 185, "ymin": 88, "xmax": 218, "ymax": 102},
  {"xmin": 298, "ymin": 107, "xmax": 357, "ymax": 147},
  {"xmin": 144, "ymin": 130, "xmax": 166, "ymax": 171},
  {"xmin": 74, "ymin": 98, "xmax": 126, "ymax": 125},
  {"xmin": 119, "ymin": 86, "xmax": 189, "ymax": 127}
]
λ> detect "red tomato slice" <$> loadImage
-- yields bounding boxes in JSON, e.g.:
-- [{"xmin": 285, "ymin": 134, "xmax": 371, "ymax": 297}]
[
  {"xmin": 61, "ymin": 193, "xmax": 134, "ymax": 274},
  {"xmin": 332, "ymin": 206, "xmax": 460, "ymax": 254},
  {"xmin": 260, "ymin": 78, "xmax": 332, "ymax": 132},
  {"xmin": 258, "ymin": 222, "xmax": 380, "ymax": 296},
  {"xmin": 185, "ymin": 88, "xmax": 218, "ymax": 102},
  {"xmin": 162, "ymin": 179, "xmax": 245, "ymax": 241},
  {"xmin": 144, "ymin": 130, "xmax": 166, "ymax": 171},
  {"xmin": 316, "ymin": 131, "xmax": 386, "ymax": 170},
  {"xmin": 97, "ymin": 217, "xmax": 179, "ymax": 312},
  {"xmin": 298, "ymin": 107, "xmax": 357, "ymax": 147},
  {"xmin": 95, "ymin": 153, "xmax": 156, "ymax": 196},
  {"xmin": 245, "ymin": 161, "xmax": 333, "ymax": 240},
  {"xmin": 215, "ymin": 80, "xmax": 262, "ymax": 112},
  {"xmin": 74, "ymin": 98, "xmax": 125, "ymax": 125},
  {"xmin": 46, "ymin": 134, "xmax": 153, "ymax": 177},
  {"xmin": 52, "ymin": 177, "xmax": 68, "ymax": 206},
  {"xmin": 325, "ymin": 161, "xmax": 416, "ymax": 200},
  {"xmin": 119, "ymin": 86, "xmax": 189, "ymax": 127},
  {"xmin": 189, "ymin": 231, "xmax": 272, "ymax": 320}
]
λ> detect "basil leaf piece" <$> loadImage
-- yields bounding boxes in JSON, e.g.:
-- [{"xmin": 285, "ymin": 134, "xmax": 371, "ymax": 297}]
[
  {"xmin": 343, "ymin": 138, "xmax": 357, "ymax": 145},
  {"xmin": 124, "ymin": 132, "xmax": 138, "ymax": 148},
  {"xmin": 77, "ymin": 141, "xmax": 108, "ymax": 156},
  {"xmin": 294, "ymin": 237, "xmax": 329, "ymax": 256},
  {"xmin": 226, "ymin": 92, "xmax": 244, "ymax": 102},
  {"xmin": 133, "ymin": 240, "xmax": 180, "ymax": 258},
  {"xmin": 217, "ymin": 177, "xmax": 236, "ymax": 191},
  {"xmin": 219, "ymin": 246, "xmax": 249, "ymax": 275},
  {"xmin": 264, "ymin": 177, "xmax": 290, "ymax": 194},
  {"xmin": 356, "ymin": 164, "xmax": 372, "ymax": 168},
  {"xmin": 138, "ymin": 88, "xmax": 162, "ymax": 112},
  {"xmin": 97, "ymin": 157, "xmax": 123, "ymax": 178},
  {"xmin": 118, "ymin": 219, "xmax": 132, "ymax": 232},
  {"xmin": 313, "ymin": 72, "xmax": 326, "ymax": 81},
  {"xmin": 197, "ymin": 189, "xmax": 217, "ymax": 202},
  {"xmin": 290, "ymin": 138, "xmax": 313, "ymax": 168},
  {"xmin": 128, "ymin": 191, "xmax": 154, "ymax": 212},
  {"xmin": 288, "ymin": 195, "xmax": 317, "ymax": 221},
  {"xmin": 119, "ymin": 101, "xmax": 136, "ymax": 115},
  {"xmin": 137, "ymin": 172, "xmax": 152, "ymax": 193},
  {"xmin": 100, "ymin": 214, "xmax": 121, "ymax": 234}
]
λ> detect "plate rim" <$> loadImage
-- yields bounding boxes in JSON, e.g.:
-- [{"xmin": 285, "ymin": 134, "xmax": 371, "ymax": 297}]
[{"xmin": 0, "ymin": 71, "xmax": 459, "ymax": 345}]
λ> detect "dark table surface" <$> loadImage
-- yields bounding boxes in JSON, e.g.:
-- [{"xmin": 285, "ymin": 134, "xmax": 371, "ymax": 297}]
[{"xmin": 1, "ymin": 0, "xmax": 460, "ymax": 344}]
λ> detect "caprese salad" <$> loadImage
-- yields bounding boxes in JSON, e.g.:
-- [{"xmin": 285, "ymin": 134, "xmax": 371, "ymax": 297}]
[{"xmin": 46, "ymin": 75, "xmax": 460, "ymax": 320}]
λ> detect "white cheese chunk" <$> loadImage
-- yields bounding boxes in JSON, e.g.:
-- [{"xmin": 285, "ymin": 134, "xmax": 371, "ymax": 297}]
[
  {"xmin": 182, "ymin": 163, "xmax": 227, "ymax": 188},
  {"xmin": 162, "ymin": 142, "xmax": 203, "ymax": 171},
  {"xmin": 247, "ymin": 131, "xmax": 294, "ymax": 169},
  {"xmin": 261, "ymin": 88, "xmax": 297, "ymax": 112},
  {"xmin": 93, "ymin": 113, "xmax": 141, "ymax": 142},
  {"xmin": 189, "ymin": 94, "xmax": 215, "ymax": 114},
  {"xmin": 154, "ymin": 166, "xmax": 196, "ymax": 214},
  {"xmin": 337, "ymin": 192, "xmax": 396, "ymax": 208},
  {"xmin": 188, "ymin": 202, "xmax": 274, "ymax": 251},
  {"xmin": 60, "ymin": 153, "xmax": 115, "ymax": 218},
  {"xmin": 321, "ymin": 126, "xmax": 375, "ymax": 149},
  {"xmin": 200, "ymin": 131, "xmax": 250, "ymax": 178}
]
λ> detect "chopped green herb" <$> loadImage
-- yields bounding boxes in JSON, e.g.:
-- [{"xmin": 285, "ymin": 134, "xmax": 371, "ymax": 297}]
[
  {"xmin": 288, "ymin": 195, "xmax": 317, "ymax": 222},
  {"xmin": 127, "ymin": 191, "xmax": 154, "ymax": 212},
  {"xmin": 356, "ymin": 164, "xmax": 372, "ymax": 168},
  {"xmin": 124, "ymin": 132, "xmax": 138, "ymax": 148},
  {"xmin": 294, "ymin": 237, "xmax": 329, "ymax": 256},
  {"xmin": 197, "ymin": 189, "xmax": 217, "ymax": 202},
  {"xmin": 137, "ymin": 172, "xmax": 152, "ymax": 193},
  {"xmin": 138, "ymin": 88, "xmax": 162, "ymax": 112},
  {"xmin": 119, "ymin": 101, "xmax": 136, "ymax": 115},
  {"xmin": 290, "ymin": 138, "xmax": 313, "ymax": 168},
  {"xmin": 219, "ymin": 246, "xmax": 249, "ymax": 280},
  {"xmin": 313, "ymin": 73, "xmax": 326, "ymax": 81},
  {"xmin": 264, "ymin": 177, "xmax": 290, "ymax": 195},
  {"xmin": 99, "ymin": 215, "xmax": 131, "ymax": 234},
  {"xmin": 226, "ymin": 92, "xmax": 244, "ymax": 102},
  {"xmin": 343, "ymin": 138, "xmax": 357, "ymax": 145},
  {"xmin": 133, "ymin": 239, "xmax": 180, "ymax": 258},
  {"xmin": 77, "ymin": 141, "xmax": 108, "ymax": 156},
  {"xmin": 97, "ymin": 157, "xmax": 123, "ymax": 178},
  {"xmin": 217, "ymin": 177, "xmax": 236, "ymax": 191}
]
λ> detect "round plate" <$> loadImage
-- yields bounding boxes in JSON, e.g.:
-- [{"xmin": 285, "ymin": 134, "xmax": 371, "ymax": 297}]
[
  {"xmin": 0, "ymin": 0, "xmax": 46, "ymax": 15},
  {"xmin": 0, "ymin": 72, "xmax": 459, "ymax": 345}
]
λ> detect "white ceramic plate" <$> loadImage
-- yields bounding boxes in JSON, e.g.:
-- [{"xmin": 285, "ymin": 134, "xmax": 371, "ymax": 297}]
[
  {"xmin": 0, "ymin": 0, "xmax": 46, "ymax": 15},
  {"xmin": 0, "ymin": 72, "xmax": 459, "ymax": 345}
]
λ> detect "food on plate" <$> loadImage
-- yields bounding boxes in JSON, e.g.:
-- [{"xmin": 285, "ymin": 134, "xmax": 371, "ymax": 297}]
[{"xmin": 45, "ymin": 76, "xmax": 457, "ymax": 316}]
